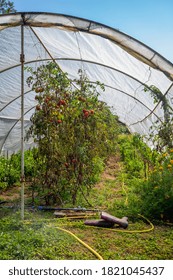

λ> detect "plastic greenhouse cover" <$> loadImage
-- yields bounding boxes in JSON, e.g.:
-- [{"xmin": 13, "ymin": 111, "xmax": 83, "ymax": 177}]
[{"xmin": 0, "ymin": 12, "xmax": 173, "ymax": 154}]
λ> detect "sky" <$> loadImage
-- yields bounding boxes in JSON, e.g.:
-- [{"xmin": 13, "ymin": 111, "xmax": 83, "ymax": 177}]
[{"xmin": 12, "ymin": 0, "xmax": 173, "ymax": 62}]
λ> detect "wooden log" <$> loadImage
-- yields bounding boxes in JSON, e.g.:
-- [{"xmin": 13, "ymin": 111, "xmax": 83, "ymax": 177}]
[
  {"xmin": 101, "ymin": 212, "xmax": 128, "ymax": 228},
  {"xmin": 84, "ymin": 219, "xmax": 115, "ymax": 228}
]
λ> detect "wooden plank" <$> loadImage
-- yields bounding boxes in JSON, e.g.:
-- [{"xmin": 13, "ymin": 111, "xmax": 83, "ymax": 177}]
[{"xmin": 54, "ymin": 211, "xmax": 97, "ymax": 218}]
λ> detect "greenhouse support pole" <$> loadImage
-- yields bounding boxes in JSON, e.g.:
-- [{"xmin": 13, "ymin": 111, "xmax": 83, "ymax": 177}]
[{"xmin": 20, "ymin": 15, "xmax": 25, "ymax": 220}]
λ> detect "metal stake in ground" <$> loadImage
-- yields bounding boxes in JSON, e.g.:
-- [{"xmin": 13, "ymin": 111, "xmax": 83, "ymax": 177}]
[{"xmin": 20, "ymin": 14, "xmax": 25, "ymax": 220}]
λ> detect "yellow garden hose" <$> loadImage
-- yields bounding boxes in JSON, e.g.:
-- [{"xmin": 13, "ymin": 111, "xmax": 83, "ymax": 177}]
[
  {"xmin": 166, "ymin": 222, "xmax": 173, "ymax": 226},
  {"xmin": 25, "ymin": 220, "xmax": 103, "ymax": 260},
  {"xmin": 52, "ymin": 225, "xmax": 103, "ymax": 260},
  {"xmin": 121, "ymin": 176, "xmax": 128, "ymax": 206},
  {"xmin": 24, "ymin": 212, "xmax": 154, "ymax": 260},
  {"xmin": 46, "ymin": 213, "xmax": 154, "ymax": 260}
]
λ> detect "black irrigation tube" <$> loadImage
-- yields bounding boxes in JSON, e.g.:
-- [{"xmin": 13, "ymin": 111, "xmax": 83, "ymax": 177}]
[{"xmin": 0, "ymin": 205, "xmax": 99, "ymax": 212}]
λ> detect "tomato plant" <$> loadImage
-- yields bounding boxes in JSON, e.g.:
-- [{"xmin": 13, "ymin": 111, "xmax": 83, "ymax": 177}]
[{"xmin": 26, "ymin": 63, "xmax": 119, "ymax": 205}]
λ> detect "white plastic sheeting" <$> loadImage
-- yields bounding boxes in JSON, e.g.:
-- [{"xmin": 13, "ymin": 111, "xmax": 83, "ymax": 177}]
[{"xmin": 0, "ymin": 12, "xmax": 173, "ymax": 153}]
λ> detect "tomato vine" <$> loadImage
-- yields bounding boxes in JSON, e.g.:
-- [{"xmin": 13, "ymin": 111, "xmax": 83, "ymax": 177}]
[{"xmin": 26, "ymin": 63, "xmax": 119, "ymax": 205}]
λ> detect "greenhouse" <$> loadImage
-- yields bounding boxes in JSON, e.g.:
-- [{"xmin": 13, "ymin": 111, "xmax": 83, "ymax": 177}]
[
  {"xmin": 0, "ymin": 12, "xmax": 173, "ymax": 154},
  {"xmin": 0, "ymin": 12, "xmax": 173, "ymax": 261}
]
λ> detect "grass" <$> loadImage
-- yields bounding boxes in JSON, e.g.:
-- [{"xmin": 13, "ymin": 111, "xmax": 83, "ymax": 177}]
[
  {"xmin": 0, "ymin": 153, "xmax": 173, "ymax": 260},
  {"xmin": 0, "ymin": 210, "xmax": 172, "ymax": 260}
]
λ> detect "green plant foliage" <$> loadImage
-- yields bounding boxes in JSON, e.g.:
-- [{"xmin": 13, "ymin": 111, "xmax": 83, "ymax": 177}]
[
  {"xmin": 1, "ymin": 136, "xmax": 173, "ymax": 260},
  {"xmin": 0, "ymin": 156, "xmax": 20, "ymax": 192},
  {"xmin": 131, "ymin": 149, "xmax": 173, "ymax": 222},
  {"xmin": 0, "ymin": 0, "xmax": 16, "ymax": 14},
  {"xmin": 116, "ymin": 134, "xmax": 173, "ymax": 222},
  {"xmin": 0, "ymin": 150, "xmax": 39, "ymax": 193},
  {"xmin": 25, "ymin": 63, "xmax": 120, "ymax": 205},
  {"xmin": 118, "ymin": 134, "xmax": 155, "ymax": 179},
  {"xmin": 144, "ymin": 85, "xmax": 173, "ymax": 151}
]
